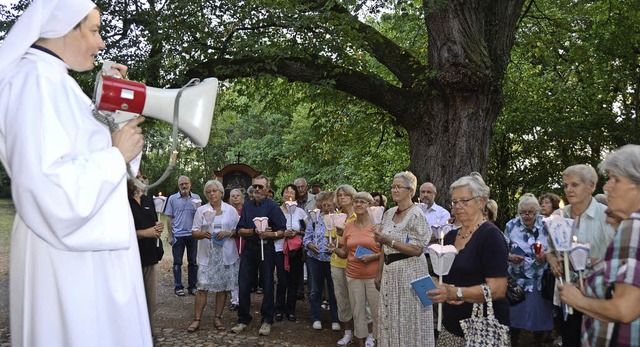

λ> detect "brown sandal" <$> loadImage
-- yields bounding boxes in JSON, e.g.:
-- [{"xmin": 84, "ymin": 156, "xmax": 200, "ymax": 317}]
[
  {"xmin": 187, "ymin": 319, "xmax": 200, "ymax": 333},
  {"xmin": 214, "ymin": 316, "xmax": 226, "ymax": 331}
]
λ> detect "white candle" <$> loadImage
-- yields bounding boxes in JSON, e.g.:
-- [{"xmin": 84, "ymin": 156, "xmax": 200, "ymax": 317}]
[
  {"xmin": 438, "ymin": 229, "xmax": 444, "ymax": 332},
  {"xmin": 564, "ymin": 251, "xmax": 573, "ymax": 314}
]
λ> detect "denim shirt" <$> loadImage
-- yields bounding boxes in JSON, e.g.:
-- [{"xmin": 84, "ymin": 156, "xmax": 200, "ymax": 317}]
[{"xmin": 303, "ymin": 215, "xmax": 331, "ymax": 262}]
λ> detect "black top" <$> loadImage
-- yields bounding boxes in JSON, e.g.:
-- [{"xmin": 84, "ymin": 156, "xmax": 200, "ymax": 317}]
[
  {"xmin": 237, "ymin": 198, "xmax": 287, "ymax": 243},
  {"xmin": 442, "ymin": 222, "xmax": 510, "ymax": 336},
  {"xmin": 129, "ymin": 194, "xmax": 161, "ymax": 267}
]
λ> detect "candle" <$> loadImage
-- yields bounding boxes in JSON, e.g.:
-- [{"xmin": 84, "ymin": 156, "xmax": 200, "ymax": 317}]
[
  {"xmin": 239, "ymin": 236, "xmax": 243, "ymax": 256},
  {"xmin": 563, "ymin": 251, "xmax": 573, "ymax": 314},
  {"xmin": 438, "ymin": 229, "xmax": 444, "ymax": 332}
]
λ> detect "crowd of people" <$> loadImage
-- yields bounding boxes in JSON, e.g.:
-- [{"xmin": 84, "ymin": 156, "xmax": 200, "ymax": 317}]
[
  {"xmin": 131, "ymin": 148, "xmax": 640, "ymax": 347},
  {"xmin": 1, "ymin": 2, "xmax": 638, "ymax": 346}
]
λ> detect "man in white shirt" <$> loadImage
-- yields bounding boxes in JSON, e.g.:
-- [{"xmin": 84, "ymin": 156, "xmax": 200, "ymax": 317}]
[{"xmin": 419, "ymin": 182, "xmax": 451, "ymax": 227}]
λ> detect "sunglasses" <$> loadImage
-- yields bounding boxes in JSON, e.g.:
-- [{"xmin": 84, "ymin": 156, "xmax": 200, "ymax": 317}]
[{"xmin": 252, "ymin": 184, "xmax": 265, "ymax": 189}]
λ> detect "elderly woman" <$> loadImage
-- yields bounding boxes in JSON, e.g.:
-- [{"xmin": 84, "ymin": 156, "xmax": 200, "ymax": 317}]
[
  {"xmin": 558, "ymin": 145, "xmax": 640, "ymax": 346},
  {"xmin": 539, "ymin": 193, "xmax": 561, "ymax": 217},
  {"xmin": 331, "ymin": 184, "xmax": 358, "ymax": 346},
  {"xmin": 304, "ymin": 191, "xmax": 340, "ymax": 330},
  {"xmin": 275, "ymin": 184, "xmax": 309, "ymax": 322},
  {"xmin": 374, "ymin": 171, "xmax": 434, "ymax": 347},
  {"xmin": 187, "ymin": 180, "xmax": 239, "ymax": 333},
  {"xmin": 229, "ymin": 188, "xmax": 244, "ymax": 311},
  {"xmin": 545, "ymin": 164, "xmax": 615, "ymax": 345},
  {"xmin": 331, "ymin": 192, "xmax": 381, "ymax": 347},
  {"xmin": 428, "ymin": 172, "xmax": 509, "ymax": 346},
  {"xmin": 504, "ymin": 193, "xmax": 552, "ymax": 345}
]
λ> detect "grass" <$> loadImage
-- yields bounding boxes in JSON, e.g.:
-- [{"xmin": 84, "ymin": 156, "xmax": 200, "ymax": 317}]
[{"xmin": 0, "ymin": 199, "xmax": 14, "ymax": 249}]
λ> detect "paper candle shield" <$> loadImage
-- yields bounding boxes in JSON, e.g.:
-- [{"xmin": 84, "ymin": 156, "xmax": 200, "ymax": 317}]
[
  {"xmin": 428, "ymin": 244, "xmax": 458, "ymax": 276},
  {"xmin": 323, "ymin": 214, "xmax": 335, "ymax": 230},
  {"xmin": 431, "ymin": 224, "xmax": 456, "ymax": 238},
  {"xmin": 569, "ymin": 244, "xmax": 590, "ymax": 271},
  {"xmin": 308, "ymin": 209, "xmax": 321, "ymax": 224},
  {"xmin": 543, "ymin": 215, "xmax": 575, "ymax": 251},
  {"xmin": 192, "ymin": 199, "xmax": 202, "ymax": 209},
  {"xmin": 367, "ymin": 206, "xmax": 385, "ymax": 225},
  {"xmin": 153, "ymin": 196, "xmax": 167, "ymax": 213},
  {"xmin": 253, "ymin": 217, "xmax": 268, "ymax": 232},
  {"xmin": 285, "ymin": 201, "xmax": 298, "ymax": 215},
  {"xmin": 332, "ymin": 213, "xmax": 348, "ymax": 229}
]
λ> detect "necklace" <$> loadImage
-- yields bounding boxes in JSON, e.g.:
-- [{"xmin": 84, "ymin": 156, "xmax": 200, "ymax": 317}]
[
  {"xmin": 457, "ymin": 220, "xmax": 485, "ymax": 239},
  {"xmin": 395, "ymin": 204, "xmax": 414, "ymax": 215}
]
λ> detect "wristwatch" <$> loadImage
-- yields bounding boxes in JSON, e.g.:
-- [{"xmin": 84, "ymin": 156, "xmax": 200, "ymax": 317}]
[{"xmin": 456, "ymin": 287, "xmax": 463, "ymax": 299}]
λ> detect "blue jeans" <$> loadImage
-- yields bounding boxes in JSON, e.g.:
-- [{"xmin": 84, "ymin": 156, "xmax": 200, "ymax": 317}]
[
  {"xmin": 238, "ymin": 241, "xmax": 276, "ymax": 324},
  {"xmin": 307, "ymin": 256, "xmax": 338, "ymax": 322},
  {"xmin": 275, "ymin": 251, "xmax": 303, "ymax": 316},
  {"xmin": 172, "ymin": 235, "xmax": 198, "ymax": 291}
]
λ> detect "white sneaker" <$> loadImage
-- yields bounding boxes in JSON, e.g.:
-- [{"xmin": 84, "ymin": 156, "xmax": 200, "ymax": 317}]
[
  {"xmin": 258, "ymin": 322, "xmax": 272, "ymax": 336},
  {"xmin": 365, "ymin": 336, "xmax": 376, "ymax": 347},
  {"xmin": 313, "ymin": 321, "xmax": 322, "ymax": 330},
  {"xmin": 230, "ymin": 323, "xmax": 249, "ymax": 333},
  {"xmin": 337, "ymin": 334, "xmax": 353, "ymax": 346},
  {"xmin": 332, "ymin": 322, "xmax": 341, "ymax": 331}
]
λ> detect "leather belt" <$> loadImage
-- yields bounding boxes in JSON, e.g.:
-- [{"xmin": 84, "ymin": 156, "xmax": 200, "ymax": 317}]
[{"xmin": 384, "ymin": 252, "xmax": 412, "ymax": 265}]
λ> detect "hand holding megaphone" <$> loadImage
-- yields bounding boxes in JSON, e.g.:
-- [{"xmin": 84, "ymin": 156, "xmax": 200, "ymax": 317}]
[
  {"xmin": 101, "ymin": 60, "xmax": 128, "ymax": 79},
  {"xmin": 112, "ymin": 116, "xmax": 144, "ymax": 164}
]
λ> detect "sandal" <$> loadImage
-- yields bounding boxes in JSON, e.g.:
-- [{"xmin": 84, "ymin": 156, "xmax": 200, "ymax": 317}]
[
  {"xmin": 187, "ymin": 319, "xmax": 200, "ymax": 333},
  {"xmin": 214, "ymin": 316, "xmax": 226, "ymax": 331}
]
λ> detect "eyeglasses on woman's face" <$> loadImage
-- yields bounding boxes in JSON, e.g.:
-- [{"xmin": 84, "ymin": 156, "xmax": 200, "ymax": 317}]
[
  {"xmin": 390, "ymin": 185, "xmax": 410, "ymax": 191},
  {"xmin": 450, "ymin": 196, "xmax": 480, "ymax": 208},
  {"xmin": 519, "ymin": 210, "xmax": 537, "ymax": 217}
]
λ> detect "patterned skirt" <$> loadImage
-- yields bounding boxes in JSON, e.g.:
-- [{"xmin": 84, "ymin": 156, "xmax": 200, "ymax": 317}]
[{"xmin": 196, "ymin": 245, "xmax": 239, "ymax": 292}]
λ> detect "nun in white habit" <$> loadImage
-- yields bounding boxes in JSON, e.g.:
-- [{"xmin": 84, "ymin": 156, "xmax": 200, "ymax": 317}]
[{"xmin": 0, "ymin": 1, "xmax": 152, "ymax": 346}]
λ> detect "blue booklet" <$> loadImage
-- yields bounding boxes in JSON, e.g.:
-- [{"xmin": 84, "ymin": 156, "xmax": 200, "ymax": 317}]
[
  {"xmin": 410, "ymin": 275, "xmax": 437, "ymax": 307},
  {"xmin": 355, "ymin": 245, "xmax": 374, "ymax": 258},
  {"xmin": 510, "ymin": 245, "xmax": 528, "ymax": 257},
  {"xmin": 211, "ymin": 234, "xmax": 225, "ymax": 247}
]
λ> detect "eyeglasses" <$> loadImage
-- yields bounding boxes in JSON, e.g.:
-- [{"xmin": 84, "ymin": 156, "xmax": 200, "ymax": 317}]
[
  {"xmin": 519, "ymin": 211, "xmax": 537, "ymax": 217},
  {"xmin": 390, "ymin": 185, "xmax": 410, "ymax": 191},
  {"xmin": 353, "ymin": 200, "xmax": 370, "ymax": 205},
  {"xmin": 252, "ymin": 184, "xmax": 265, "ymax": 189},
  {"xmin": 450, "ymin": 196, "xmax": 480, "ymax": 208}
]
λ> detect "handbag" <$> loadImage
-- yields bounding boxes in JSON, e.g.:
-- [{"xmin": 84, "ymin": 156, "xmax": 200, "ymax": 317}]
[
  {"xmin": 460, "ymin": 283, "xmax": 510, "ymax": 347},
  {"xmin": 156, "ymin": 238, "xmax": 164, "ymax": 261},
  {"xmin": 506, "ymin": 277, "xmax": 525, "ymax": 305},
  {"xmin": 540, "ymin": 268, "xmax": 555, "ymax": 300}
]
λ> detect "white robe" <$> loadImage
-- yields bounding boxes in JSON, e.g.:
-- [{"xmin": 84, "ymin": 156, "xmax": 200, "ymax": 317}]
[{"xmin": 0, "ymin": 49, "xmax": 152, "ymax": 346}]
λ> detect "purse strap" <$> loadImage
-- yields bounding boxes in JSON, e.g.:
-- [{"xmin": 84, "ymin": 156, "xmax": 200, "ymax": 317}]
[{"xmin": 471, "ymin": 283, "xmax": 495, "ymax": 318}]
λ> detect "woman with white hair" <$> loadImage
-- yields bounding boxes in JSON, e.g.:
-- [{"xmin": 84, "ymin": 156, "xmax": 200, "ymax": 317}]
[
  {"xmin": 187, "ymin": 180, "xmax": 240, "ymax": 332},
  {"xmin": 428, "ymin": 172, "xmax": 509, "ymax": 346},
  {"xmin": 546, "ymin": 164, "xmax": 615, "ymax": 346},
  {"xmin": 0, "ymin": 1, "xmax": 149, "ymax": 346},
  {"xmin": 559, "ymin": 144, "xmax": 640, "ymax": 346},
  {"xmin": 504, "ymin": 193, "xmax": 552, "ymax": 345},
  {"xmin": 374, "ymin": 171, "xmax": 434, "ymax": 346}
]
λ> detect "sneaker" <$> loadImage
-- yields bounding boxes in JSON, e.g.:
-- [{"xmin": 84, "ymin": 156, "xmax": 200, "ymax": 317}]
[
  {"xmin": 337, "ymin": 334, "xmax": 353, "ymax": 346},
  {"xmin": 256, "ymin": 287, "xmax": 263, "ymax": 294},
  {"xmin": 231, "ymin": 323, "xmax": 249, "ymax": 334},
  {"xmin": 332, "ymin": 322, "xmax": 341, "ymax": 331},
  {"xmin": 174, "ymin": 289, "xmax": 186, "ymax": 296},
  {"xmin": 188, "ymin": 288, "xmax": 197, "ymax": 296},
  {"xmin": 229, "ymin": 304, "xmax": 238, "ymax": 311},
  {"xmin": 258, "ymin": 322, "xmax": 271, "ymax": 336},
  {"xmin": 365, "ymin": 336, "xmax": 376, "ymax": 347},
  {"xmin": 313, "ymin": 321, "xmax": 322, "ymax": 330},
  {"xmin": 275, "ymin": 313, "xmax": 283, "ymax": 321}
]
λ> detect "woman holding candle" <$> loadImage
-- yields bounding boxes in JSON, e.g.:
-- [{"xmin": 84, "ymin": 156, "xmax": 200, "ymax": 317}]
[
  {"xmin": 504, "ymin": 193, "xmax": 553, "ymax": 346},
  {"xmin": 330, "ymin": 184, "xmax": 358, "ymax": 346},
  {"xmin": 303, "ymin": 191, "xmax": 341, "ymax": 331},
  {"xmin": 274, "ymin": 184, "xmax": 308, "ymax": 322},
  {"xmin": 331, "ymin": 192, "xmax": 381, "ymax": 347},
  {"xmin": 187, "ymin": 180, "xmax": 239, "ymax": 332},
  {"xmin": 373, "ymin": 171, "xmax": 434, "ymax": 347},
  {"xmin": 427, "ymin": 172, "xmax": 509, "ymax": 346},
  {"xmin": 545, "ymin": 164, "xmax": 615, "ymax": 346},
  {"xmin": 558, "ymin": 144, "xmax": 640, "ymax": 346}
]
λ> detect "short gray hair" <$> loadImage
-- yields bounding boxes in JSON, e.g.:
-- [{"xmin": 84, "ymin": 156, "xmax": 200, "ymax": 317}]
[
  {"xmin": 394, "ymin": 171, "xmax": 418, "ymax": 196},
  {"xmin": 204, "ymin": 180, "xmax": 224, "ymax": 195},
  {"xmin": 334, "ymin": 184, "xmax": 357, "ymax": 206},
  {"xmin": 518, "ymin": 193, "xmax": 540, "ymax": 212},
  {"xmin": 450, "ymin": 172, "xmax": 490, "ymax": 198},
  {"xmin": 353, "ymin": 192, "xmax": 374, "ymax": 204},
  {"xmin": 563, "ymin": 164, "xmax": 598, "ymax": 186},
  {"xmin": 598, "ymin": 144, "xmax": 640, "ymax": 185}
]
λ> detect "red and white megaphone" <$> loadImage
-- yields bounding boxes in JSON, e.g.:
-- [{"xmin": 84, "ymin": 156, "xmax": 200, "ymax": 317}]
[{"xmin": 94, "ymin": 74, "xmax": 218, "ymax": 147}]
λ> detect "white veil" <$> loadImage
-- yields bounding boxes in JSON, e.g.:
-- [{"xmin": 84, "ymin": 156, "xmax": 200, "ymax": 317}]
[{"xmin": 0, "ymin": 0, "xmax": 96, "ymax": 77}]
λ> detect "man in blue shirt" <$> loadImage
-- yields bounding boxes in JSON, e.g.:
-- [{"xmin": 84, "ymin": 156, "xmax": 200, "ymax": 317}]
[
  {"xmin": 231, "ymin": 175, "xmax": 286, "ymax": 336},
  {"xmin": 165, "ymin": 175, "xmax": 201, "ymax": 296}
]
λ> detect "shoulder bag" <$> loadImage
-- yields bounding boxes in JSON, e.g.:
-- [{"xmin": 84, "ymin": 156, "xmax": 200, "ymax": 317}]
[
  {"xmin": 506, "ymin": 277, "xmax": 526, "ymax": 305},
  {"xmin": 460, "ymin": 283, "xmax": 510, "ymax": 347}
]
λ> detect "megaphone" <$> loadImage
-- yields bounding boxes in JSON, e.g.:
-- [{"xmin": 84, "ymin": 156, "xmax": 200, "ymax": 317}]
[{"xmin": 94, "ymin": 75, "xmax": 218, "ymax": 147}]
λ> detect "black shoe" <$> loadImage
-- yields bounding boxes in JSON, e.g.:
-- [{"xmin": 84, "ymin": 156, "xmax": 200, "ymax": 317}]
[
  {"xmin": 175, "ymin": 289, "xmax": 186, "ymax": 296},
  {"xmin": 229, "ymin": 304, "xmax": 238, "ymax": 311},
  {"xmin": 287, "ymin": 313, "xmax": 296, "ymax": 322},
  {"xmin": 275, "ymin": 313, "xmax": 283, "ymax": 321},
  {"xmin": 256, "ymin": 287, "xmax": 263, "ymax": 294},
  {"xmin": 188, "ymin": 288, "xmax": 197, "ymax": 296},
  {"xmin": 296, "ymin": 293, "xmax": 304, "ymax": 300}
]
